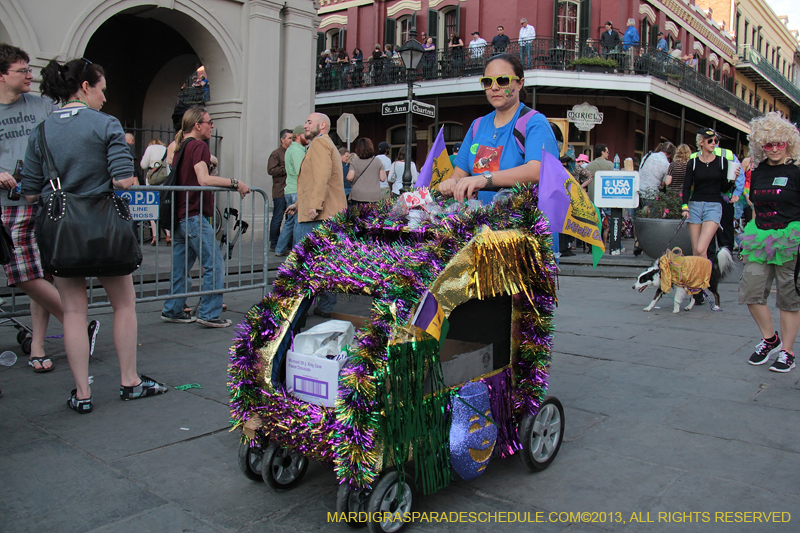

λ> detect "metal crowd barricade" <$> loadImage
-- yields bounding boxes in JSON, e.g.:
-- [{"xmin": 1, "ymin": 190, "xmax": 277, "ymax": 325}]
[
  {"xmin": 0, "ymin": 186, "xmax": 270, "ymax": 324},
  {"xmin": 86, "ymin": 185, "xmax": 271, "ymax": 310}
]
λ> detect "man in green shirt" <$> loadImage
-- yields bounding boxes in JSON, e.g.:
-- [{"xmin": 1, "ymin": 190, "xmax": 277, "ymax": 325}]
[{"xmin": 275, "ymin": 125, "xmax": 308, "ymax": 256}]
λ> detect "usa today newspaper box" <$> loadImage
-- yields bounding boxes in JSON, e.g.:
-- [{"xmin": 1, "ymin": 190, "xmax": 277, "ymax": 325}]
[{"xmin": 592, "ymin": 171, "xmax": 639, "ymax": 254}]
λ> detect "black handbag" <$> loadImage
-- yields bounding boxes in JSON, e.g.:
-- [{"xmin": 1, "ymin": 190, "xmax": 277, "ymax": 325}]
[{"xmin": 34, "ymin": 122, "xmax": 142, "ymax": 278}]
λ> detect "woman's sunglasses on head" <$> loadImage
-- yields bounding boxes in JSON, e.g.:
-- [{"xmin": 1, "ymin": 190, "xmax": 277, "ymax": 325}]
[
  {"xmin": 479, "ymin": 75, "xmax": 520, "ymax": 89},
  {"xmin": 763, "ymin": 141, "xmax": 787, "ymax": 151}
]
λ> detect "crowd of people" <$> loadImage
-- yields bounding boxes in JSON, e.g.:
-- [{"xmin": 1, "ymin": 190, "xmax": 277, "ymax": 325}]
[{"xmin": 0, "ymin": 43, "xmax": 251, "ymax": 405}]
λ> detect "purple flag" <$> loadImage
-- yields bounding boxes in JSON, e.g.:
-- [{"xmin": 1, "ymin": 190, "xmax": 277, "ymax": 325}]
[
  {"xmin": 416, "ymin": 127, "xmax": 453, "ymax": 188},
  {"xmin": 537, "ymin": 148, "xmax": 570, "ymax": 230}
]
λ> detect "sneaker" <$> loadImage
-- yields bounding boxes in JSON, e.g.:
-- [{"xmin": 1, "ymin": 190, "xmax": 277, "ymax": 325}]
[
  {"xmin": 769, "ymin": 350, "xmax": 796, "ymax": 373},
  {"xmin": 87, "ymin": 320, "xmax": 100, "ymax": 356},
  {"xmin": 196, "ymin": 317, "xmax": 232, "ymax": 328},
  {"xmin": 748, "ymin": 334, "xmax": 782, "ymax": 365},
  {"xmin": 611, "ymin": 249, "xmax": 621, "ymax": 256},
  {"xmin": 120, "ymin": 375, "xmax": 168, "ymax": 400},
  {"xmin": 67, "ymin": 389, "xmax": 93, "ymax": 413},
  {"xmin": 161, "ymin": 312, "xmax": 196, "ymax": 323}
]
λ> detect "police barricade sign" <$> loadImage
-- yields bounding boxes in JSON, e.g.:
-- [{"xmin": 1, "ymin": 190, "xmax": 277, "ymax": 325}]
[
  {"xmin": 116, "ymin": 190, "xmax": 160, "ymax": 220},
  {"xmin": 592, "ymin": 171, "xmax": 639, "ymax": 208}
]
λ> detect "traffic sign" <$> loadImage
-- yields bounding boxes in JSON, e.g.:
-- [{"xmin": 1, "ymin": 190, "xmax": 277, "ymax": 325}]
[
  {"xmin": 336, "ymin": 113, "xmax": 359, "ymax": 143},
  {"xmin": 116, "ymin": 190, "xmax": 160, "ymax": 220},
  {"xmin": 411, "ymin": 100, "xmax": 435, "ymax": 118},
  {"xmin": 382, "ymin": 100, "xmax": 409, "ymax": 115}
]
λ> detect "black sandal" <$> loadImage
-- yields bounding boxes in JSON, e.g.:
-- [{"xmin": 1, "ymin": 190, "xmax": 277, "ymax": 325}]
[
  {"xmin": 28, "ymin": 356, "xmax": 54, "ymax": 373},
  {"xmin": 67, "ymin": 389, "xmax": 93, "ymax": 414}
]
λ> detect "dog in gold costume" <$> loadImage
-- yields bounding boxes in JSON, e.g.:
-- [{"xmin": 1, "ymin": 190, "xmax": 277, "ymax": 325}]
[{"xmin": 633, "ymin": 247, "xmax": 734, "ymax": 313}]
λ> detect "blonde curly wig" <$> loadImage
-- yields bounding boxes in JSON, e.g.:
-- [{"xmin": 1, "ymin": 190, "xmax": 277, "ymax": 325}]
[{"xmin": 748, "ymin": 112, "xmax": 800, "ymax": 165}]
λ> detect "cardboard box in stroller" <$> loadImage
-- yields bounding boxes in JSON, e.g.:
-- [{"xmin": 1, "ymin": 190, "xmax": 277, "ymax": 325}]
[{"xmin": 286, "ymin": 350, "xmax": 347, "ymax": 407}]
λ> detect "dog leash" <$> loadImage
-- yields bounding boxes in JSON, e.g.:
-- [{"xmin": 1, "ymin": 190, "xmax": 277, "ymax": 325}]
[{"xmin": 663, "ymin": 218, "xmax": 686, "ymax": 254}]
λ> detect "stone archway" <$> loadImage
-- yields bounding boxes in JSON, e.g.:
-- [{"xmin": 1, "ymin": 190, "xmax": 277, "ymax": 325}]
[
  {"xmin": 0, "ymin": 0, "xmax": 38, "ymax": 54},
  {"xmin": 62, "ymin": 1, "xmax": 240, "ymax": 103}
]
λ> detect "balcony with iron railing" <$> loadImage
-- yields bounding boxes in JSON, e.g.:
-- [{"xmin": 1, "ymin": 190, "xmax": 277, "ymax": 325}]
[
  {"xmin": 317, "ymin": 37, "xmax": 760, "ymax": 123},
  {"xmin": 736, "ymin": 44, "xmax": 800, "ymax": 106}
]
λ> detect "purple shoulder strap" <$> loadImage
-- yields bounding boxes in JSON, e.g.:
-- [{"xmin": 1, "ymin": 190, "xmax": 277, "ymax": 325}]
[{"xmin": 470, "ymin": 105, "xmax": 538, "ymax": 156}]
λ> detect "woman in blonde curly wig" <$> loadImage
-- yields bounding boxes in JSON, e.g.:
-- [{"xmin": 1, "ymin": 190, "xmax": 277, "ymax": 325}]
[
  {"xmin": 748, "ymin": 113, "xmax": 800, "ymax": 165},
  {"xmin": 738, "ymin": 112, "xmax": 800, "ymax": 373}
]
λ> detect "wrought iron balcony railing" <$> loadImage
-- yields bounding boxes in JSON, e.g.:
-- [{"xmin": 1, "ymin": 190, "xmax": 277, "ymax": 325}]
[
  {"xmin": 737, "ymin": 44, "xmax": 800, "ymax": 106},
  {"xmin": 316, "ymin": 37, "xmax": 760, "ymax": 123}
]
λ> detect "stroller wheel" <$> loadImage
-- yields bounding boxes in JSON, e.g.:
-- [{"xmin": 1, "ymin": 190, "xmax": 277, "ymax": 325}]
[
  {"xmin": 21, "ymin": 336, "xmax": 32, "ymax": 355},
  {"xmin": 335, "ymin": 482, "xmax": 370, "ymax": 528},
  {"xmin": 519, "ymin": 396, "xmax": 565, "ymax": 472},
  {"xmin": 366, "ymin": 470, "xmax": 416, "ymax": 533},
  {"xmin": 261, "ymin": 442, "xmax": 308, "ymax": 491},
  {"xmin": 16, "ymin": 329, "xmax": 27, "ymax": 345},
  {"xmin": 237, "ymin": 437, "xmax": 266, "ymax": 481}
]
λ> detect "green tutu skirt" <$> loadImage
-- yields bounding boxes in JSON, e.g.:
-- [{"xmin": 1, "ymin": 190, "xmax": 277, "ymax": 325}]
[{"xmin": 739, "ymin": 220, "xmax": 800, "ymax": 265}]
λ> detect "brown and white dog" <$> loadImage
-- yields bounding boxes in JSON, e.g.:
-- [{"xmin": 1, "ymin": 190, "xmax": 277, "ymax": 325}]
[{"xmin": 633, "ymin": 247, "xmax": 734, "ymax": 313}]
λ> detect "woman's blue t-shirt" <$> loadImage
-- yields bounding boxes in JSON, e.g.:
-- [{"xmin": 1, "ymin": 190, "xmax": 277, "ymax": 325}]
[{"xmin": 454, "ymin": 103, "xmax": 560, "ymax": 175}]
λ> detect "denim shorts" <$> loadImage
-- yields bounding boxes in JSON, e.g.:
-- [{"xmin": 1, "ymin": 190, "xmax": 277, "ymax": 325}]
[{"xmin": 687, "ymin": 201, "xmax": 722, "ymax": 224}]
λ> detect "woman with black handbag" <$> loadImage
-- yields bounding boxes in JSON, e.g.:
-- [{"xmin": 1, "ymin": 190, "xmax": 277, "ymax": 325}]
[{"xmin": 21, "ymin": 57, "xmax": 167, "ymax": 413}]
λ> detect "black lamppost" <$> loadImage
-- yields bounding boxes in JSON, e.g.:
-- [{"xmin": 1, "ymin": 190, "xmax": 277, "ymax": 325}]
[{"xmin": 397, "ymin": 29, "xmax": 425, "ymax": 191}]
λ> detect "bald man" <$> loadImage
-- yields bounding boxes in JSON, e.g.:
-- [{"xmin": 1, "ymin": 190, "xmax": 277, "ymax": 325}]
[{"xmin": 294, "ymin": 112, "xmax": 346, "ymax": 317}]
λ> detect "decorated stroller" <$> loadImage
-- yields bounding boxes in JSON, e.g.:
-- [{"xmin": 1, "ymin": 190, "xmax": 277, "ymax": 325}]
[{"xmin": 229, "ymin": 185, "xmax": 564, "ymax": 532}]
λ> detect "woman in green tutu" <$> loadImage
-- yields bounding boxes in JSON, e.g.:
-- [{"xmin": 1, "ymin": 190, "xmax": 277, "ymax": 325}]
[{"xmin": 739, "ymin": 112, "xmax": 800, "ymax": 373}]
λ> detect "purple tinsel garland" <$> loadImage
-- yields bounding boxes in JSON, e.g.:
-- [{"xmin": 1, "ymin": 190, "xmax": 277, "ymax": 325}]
[{"xmin": 228, "ymin": 184, "xmax": 558, "ymax": 490}]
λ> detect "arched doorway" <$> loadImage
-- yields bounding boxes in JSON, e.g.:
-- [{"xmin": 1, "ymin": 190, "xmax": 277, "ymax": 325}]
[{"xmin": 84, "ymin": 13, "xmax": 200, "ymax": 128}]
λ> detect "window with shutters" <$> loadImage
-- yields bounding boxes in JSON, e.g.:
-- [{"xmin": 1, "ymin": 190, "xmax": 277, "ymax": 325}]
[
  {"xmin": 444, "ymin": 9, "xmax": 458, "ymax": 41},
  {"xmin": 398, "ymin": 16, "xmax": 413, "ymax": 45},
  {"xmin": 556, "ymin": 1, "xmax": 579, "ymax": 44}
]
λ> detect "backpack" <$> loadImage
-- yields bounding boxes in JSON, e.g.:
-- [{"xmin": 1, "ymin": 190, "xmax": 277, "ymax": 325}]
[
  {"xmin": 146, "ymin": 147, "xmax": 169, "ymax": 185},
  {"xmin": 159, "ymin": 139, "xmax": 198, "ymax": 228},
  {"xmin": 470, "ymin": 104, "xmax": 538, "ymax": 157}
]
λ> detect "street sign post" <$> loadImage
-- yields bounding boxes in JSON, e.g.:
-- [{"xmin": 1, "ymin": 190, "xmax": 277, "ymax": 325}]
[
  {"xmin": 593, "ymin": 170, "xmax": 640, "ymax": 254},
  {"xmin": 336, "ymin": 113, "xmax": 359, "ymax": 151},
  {"xmin": 116, "ymin": 190, "xmax": 160, "ymax": 220},
  {"xmin": 381, "ymin": 101, "xmax": 409, "ymax": 115}
]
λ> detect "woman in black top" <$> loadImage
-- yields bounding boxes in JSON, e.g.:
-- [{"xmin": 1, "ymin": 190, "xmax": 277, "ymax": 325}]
[
  {"xmin": 351, "ymin": 47, "xmax": 363, "ymax": 87},
  {"xmin": 681, "ymin": 127, "xmax": 731, "ymax": 258},
  {"xmin": 738, "ymin": 112, "xmax": 800, "ymax": 373}
]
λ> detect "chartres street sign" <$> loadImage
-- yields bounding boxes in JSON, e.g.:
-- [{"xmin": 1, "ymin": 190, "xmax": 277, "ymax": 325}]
[{"xmin": 410, "ymin": 100, "xmax": 435, "ymax": 118}]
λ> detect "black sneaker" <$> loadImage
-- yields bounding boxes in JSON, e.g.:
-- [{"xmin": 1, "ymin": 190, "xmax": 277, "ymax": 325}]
[
  {"xmin": 161, "ymin": 312, "xmax": 196, "ymax": 323},
  {"xmin": 196, "ymin": 317, "xmax": 232, "ymax": 328},
  {"xmin": 87, "ymin": 320, "xmax": 100, "ymax": 356},
  {"xmin": 67, "ymin": 389, "xmax": 93, "ymax": 414},
  {"xmin": 748, "ymin": 334, "xmax": 782, "ymax": 365},
  {"xmin": 120, "ymin": 375, "xmax": 168, "ymax": 400},
  {"xmin": 769, "ymin": 350, "xmax": 796, "ymax": 373}
]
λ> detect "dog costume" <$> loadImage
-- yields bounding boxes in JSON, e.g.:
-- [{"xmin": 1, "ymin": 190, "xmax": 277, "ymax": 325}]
[{"xmin": 658, "ymin": 248, "xmax": 711, "ymax": 295}]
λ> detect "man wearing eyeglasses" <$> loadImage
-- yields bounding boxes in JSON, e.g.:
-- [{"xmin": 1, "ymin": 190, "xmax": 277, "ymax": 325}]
[
  {"xmin": 0, "ymin": 44, "xmax": 69, "ymax": 378},
  {"xmin": 518, "ymin": 18, "xmax": 536, "ymax": 69}
]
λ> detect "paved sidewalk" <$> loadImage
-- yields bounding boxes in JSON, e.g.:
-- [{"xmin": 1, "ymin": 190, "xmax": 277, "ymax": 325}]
[{"xmin": 1, "ymin": 275, "xmax": 798, "ymax": 533}]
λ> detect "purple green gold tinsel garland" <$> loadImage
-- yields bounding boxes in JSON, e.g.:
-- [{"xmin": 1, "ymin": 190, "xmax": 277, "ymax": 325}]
[{"xmin": 228, "ymin": 183, "xmax": 558, "ymax": 490}]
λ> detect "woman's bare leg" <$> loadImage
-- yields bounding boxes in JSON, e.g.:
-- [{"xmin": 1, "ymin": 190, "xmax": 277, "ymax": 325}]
[
  {"xmin": 54, "ymin": 277, "xmax": 91, "ymax": 399},
  {"xmin": 97, "ymin": 275, "xmax": 139, "ymax": 387}
]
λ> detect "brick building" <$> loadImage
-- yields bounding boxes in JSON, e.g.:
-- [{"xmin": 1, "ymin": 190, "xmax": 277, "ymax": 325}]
[{"xmin": 314, "ymin": 0, "xmax": 800, "ymax": 164}]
